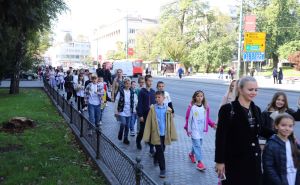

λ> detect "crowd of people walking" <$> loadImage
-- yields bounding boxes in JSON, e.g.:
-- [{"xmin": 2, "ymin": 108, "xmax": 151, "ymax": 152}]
[{"xmin": 44, "ymin": 65, "xmax": 300, "ymax": 184}]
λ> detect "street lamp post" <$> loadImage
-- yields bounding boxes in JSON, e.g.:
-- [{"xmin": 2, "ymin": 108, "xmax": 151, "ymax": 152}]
[
  {"xmin": 126, "ymin": 13, "xmax": 128, "ymax": 59},
  {"xmin": 237, "ymin": 0, "xmax": 244, "ymax": 78}
]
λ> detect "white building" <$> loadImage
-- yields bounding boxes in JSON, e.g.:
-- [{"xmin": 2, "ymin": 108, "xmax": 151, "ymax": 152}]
[
  {"xmin": 92, "ymin": 16, "xmax": 158, "ymax": 61},
  {"xmin": 49, "ymin": 33, "xmax": 91, "ymax": 68}
]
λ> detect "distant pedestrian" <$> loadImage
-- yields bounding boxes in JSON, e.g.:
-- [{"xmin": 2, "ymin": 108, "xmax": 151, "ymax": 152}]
[
  {"xmin": 184, "ymin": 90, "xmax": 216, "ymax": 171},
  {"xmin": 143, "ymin": 90, "xmax": 177, "ymax": 178},
  {"xmin": 57, "ymin": 69, "xmax": 64, "ymax": 90},
  {"xmin": 111, "ymin": 69, "xmax": 124, "ymax": 102},
  {"xmin": 136, "ymin": 75, "xmax": 156, "ymax": 152},
  {"xmin": 97, "ymin": 63, "xmax": 112, "ymax": 89},
  {"xmin": 162, "ymin": 65, "xmax": 167, "ymax": 76},
  {"xmin": 49, "ymin": 67, "xmax": 56, "ymax": 87},
  {"xmin": 250, "ymin": 67, "xmax": 255, "ymax": 77},
  {"xmin": 74, "ymin": 73, "xmax": 85, "ymax": 111},
  {"xmin": 263, "ymin": 113, "xmax": 300, "ymax": 185},
  {"xmin": 83, "ymin": 69, "xmax": 89, "ymax": 83},
  {"xmin": 278, "ymin": 67, "xmax": 283, "ymax": 84},
  {"xmin": 215, "ymin": 76, "xmax": 273, "ymax": 185},
  {"xmin": 178, "ymin": 67, "xmax": 184, "ymax": 79},
  {"xmin": 273, "ymin": 68, "xmax": 278, "ymax": 84},
  {"xmin": 64, "ymin": 70, "xmax": 73, "ymax": 102},
  {"xmin": 219, "ymin": 66, "xmax": 224, "ymax": 79},
  {"xmin": 220, "ymin": 79, "xmax": 237, "ymax": 106},
  {"xmin": 188, "ymin": 66, "xmax": 192, "ymax": 76},
  {"xmin": 115, "ymin": 78, "xmax": 137, "ymax": 145},
  {"xmin": 72, "ymin": 70, "xmax": 78, "ymax": 102},
  {"xmin": 227, "ymin": 68, "xmax": 232, "ymax": 80}
]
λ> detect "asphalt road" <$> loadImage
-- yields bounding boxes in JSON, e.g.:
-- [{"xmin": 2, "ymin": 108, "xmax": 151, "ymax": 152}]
[{"xmin": 152, "ymin": 78, "xmax": 300, "ymax": 139}]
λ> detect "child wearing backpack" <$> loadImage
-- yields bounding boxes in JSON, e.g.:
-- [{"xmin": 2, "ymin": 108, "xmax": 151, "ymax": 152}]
[{"xmin": 184, "ymin": 90, "xmax": 216, "ymax": 171}]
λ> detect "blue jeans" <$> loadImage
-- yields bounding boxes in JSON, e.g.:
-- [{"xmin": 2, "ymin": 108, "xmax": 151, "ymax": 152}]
[
  {"xmin": 88, "ymin": 103, "xmax": 101, "ymax": 127},
  {"xmin": 191, "ymin": 138, "xmax": 202, "ymax": 162},
  {"xmin": 130, "ymin": 113, "xmax": 137, "ymax": 132},
  {"xmin": 119, "ymin": 116, "xmax": 131, "ymax": 140}
]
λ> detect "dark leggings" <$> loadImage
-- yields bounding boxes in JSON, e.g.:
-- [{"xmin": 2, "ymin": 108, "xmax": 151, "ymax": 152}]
[
  {"xmin": 77, "ymin": 96, "xmax": 84, "ymax": 110},
  {"xmin": 273, "ymin": 76, "xmax": 277, "ymax": 84},
  {"xmin": 66, "ymin": 92, "xmax": 72, "ymax": 101}
]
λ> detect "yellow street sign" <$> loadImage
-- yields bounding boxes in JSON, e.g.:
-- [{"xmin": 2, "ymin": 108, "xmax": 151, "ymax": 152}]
[{"xmin": 244, "ymin": 32, "xmax": 266, "ymax": 52}]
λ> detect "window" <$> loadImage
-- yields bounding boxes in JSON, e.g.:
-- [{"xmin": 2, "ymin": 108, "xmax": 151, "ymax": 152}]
[{"xmin": 133, "ymin": 61, "xmax": 142, "ymax": 67}]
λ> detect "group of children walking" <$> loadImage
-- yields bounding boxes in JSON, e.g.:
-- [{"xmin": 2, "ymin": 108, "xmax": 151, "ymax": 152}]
[
  {"xmin": 111, "ymin": 73, "xmax": 221, "ymax": 178},
  {"xmin": 49, "ymin": 67, "xmax": 299, "ymax": 183}
]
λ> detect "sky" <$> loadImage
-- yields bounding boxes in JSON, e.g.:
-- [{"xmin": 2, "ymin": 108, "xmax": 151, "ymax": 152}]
[{"xmin": 53, "ymin": 0, "xmax": 237, "ymax": 40}]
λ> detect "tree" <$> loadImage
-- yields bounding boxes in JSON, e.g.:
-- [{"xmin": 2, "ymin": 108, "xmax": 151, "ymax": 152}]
[
  {"xmin": 157, "ymin": 0, "xmax": 236, "ymax": 71},
  {"xmin": 0, "ymin": 0, "xmax": 67, "ymax": 94},
  {"xmin": 278, "ymin": 40, "xmax": 300, "ymax": 59},
  {"xmin": 253, "ymin": 0, "xmax": 300, "ymax": 68},
  {"xmin": 189, "ymin": 36, "xmax": 235, "ymax": 72},
  {"xmin": 106, "ymin": 41, "xmax": 126, "ymax": 60},
  {"xmin": 156, "ymin": 0, "xmax": 209, "ymax": 69},
  {"xmin": 135, "ymin": 27, "xmax": 159, "ymax": 61}
]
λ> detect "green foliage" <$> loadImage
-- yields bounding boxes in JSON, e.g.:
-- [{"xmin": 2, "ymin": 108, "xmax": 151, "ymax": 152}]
[
  {"xmin": 253, "ymin": 0, "xmax": 300, "ymax": 67},
  {"xmin": 0, "ymin": 0, "xmax": 67, "ymax": 93},
  {"xmin": 106, "ymin": 41, "xmax": 126, "ymax": 60},
  {"xmin": 155, "ymin": 0, "xmax": 236, "ymax": 72},
  {"xmin": 189, "ymin": 36, "xmax": 235, "ymax": 72},
  {"xmin": 135, "ymin": 27, "xmax": 159, "ymax": 61},
  {"xmin": 0, "ymin": 89, "xmax": 106, "ymax": 185},
  {"xmin": 278, "ymin": 40, "xmax": 300, "ymax": 59}
]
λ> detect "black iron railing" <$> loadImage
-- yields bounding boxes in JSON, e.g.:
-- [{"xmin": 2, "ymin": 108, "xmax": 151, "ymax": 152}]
[{"xmin": 43, "ymin": 79, "xmax": 158, "ymax": 185}]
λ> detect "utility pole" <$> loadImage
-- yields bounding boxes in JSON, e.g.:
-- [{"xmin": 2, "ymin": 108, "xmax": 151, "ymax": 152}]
[
  {"xmin": 237, "ymin": 0, "xmax": 244, "ymax": 78},
  {"xmin": 126, "ymin": 13, "xmax": 128, "ymax": 59}
]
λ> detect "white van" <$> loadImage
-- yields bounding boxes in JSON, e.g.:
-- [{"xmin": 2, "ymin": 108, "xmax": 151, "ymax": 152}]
[{"xmin": 112, "ymin": 60, "xmax": 133, "ymax": 78}]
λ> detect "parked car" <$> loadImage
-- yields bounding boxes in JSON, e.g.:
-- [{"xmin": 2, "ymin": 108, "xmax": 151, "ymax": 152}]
[
  {"xmin": 20, "ymin": 71, "xmax": 38, "ymax": 80},
  {"xmin": 3, "ymin": 71, "xmax": 38, "ymax": 80}
]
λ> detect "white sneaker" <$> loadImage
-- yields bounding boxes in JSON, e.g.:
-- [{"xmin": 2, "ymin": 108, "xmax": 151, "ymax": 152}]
[{"xmin": 99, "ymin": 121, "xmax": 103, "ymax": 125}]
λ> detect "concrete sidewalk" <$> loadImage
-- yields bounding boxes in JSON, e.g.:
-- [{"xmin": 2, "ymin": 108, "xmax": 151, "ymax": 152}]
[{"xmin": 155, "ymin": 73, "xmax": 300, "ymax": 92}]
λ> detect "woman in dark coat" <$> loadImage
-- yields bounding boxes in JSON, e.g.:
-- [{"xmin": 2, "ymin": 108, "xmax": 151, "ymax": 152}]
[
  {"xmin": 278, "ymin": 67, "xmax": 283, "ymax": 84},
  {"xmin": 215, "ymin": 76, "xmax": 273, "ymax": 185},
  {"xmin": 64, "ymin": 70, "xmax": 73, "ymax": 101}
]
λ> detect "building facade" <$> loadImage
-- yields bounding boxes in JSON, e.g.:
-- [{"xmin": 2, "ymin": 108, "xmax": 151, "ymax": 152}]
[{"xmin": 91, "ymin": 16, "xmax": 158, "ymax": 61}]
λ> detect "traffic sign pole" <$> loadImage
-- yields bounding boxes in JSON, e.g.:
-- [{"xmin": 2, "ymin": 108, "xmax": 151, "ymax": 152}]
[{"xmin": 237, "ymin": 0, "xmax": 243, "ymax": 78}]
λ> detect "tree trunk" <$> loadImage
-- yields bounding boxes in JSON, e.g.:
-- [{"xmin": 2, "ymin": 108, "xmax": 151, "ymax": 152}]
[
  {"xmin": 205, "ymin": 63, "xmax": 211, "ymax": 73},
  {"xmin": 272, "ymin": 53, "xmax": 279, "ymax": 69},
  {"xmin": 10, "ymin": 32, "xmax": 25, "ymax": 94}
]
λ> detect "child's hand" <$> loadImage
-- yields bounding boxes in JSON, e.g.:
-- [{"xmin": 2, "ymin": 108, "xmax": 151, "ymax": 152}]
[
  {"xmin": 187, "ymin": 131, "xmax": 192, "ymax": 137},
  {"xmin": 213, "ymin": 124, "xmax": 217, "ymax": 130}
]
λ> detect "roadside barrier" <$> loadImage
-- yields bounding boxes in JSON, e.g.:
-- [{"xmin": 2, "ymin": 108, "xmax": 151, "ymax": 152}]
[{"xmin": 43, "ymin": 79, "xmax": 159, "ymax": 185}]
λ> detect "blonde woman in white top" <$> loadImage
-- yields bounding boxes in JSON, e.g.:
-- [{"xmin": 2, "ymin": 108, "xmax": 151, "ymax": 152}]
[{"xmin": 220, "ymin": 79, "xmax": 237, "ymax": 106}]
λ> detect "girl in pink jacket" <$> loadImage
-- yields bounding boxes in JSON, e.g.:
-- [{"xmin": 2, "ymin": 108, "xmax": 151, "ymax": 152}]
[{"xmin": 184, "ymin": 90, "xmax": 216, "ymax": 171}]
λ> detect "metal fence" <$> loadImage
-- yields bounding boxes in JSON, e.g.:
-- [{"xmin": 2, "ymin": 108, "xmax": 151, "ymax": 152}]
[{"xmin": 43, "ymin": 79, "xmax": 158, "ymax": 185}]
